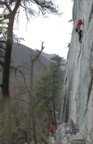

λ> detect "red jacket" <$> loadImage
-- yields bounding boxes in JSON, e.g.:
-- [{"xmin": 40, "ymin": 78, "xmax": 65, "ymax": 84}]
[
  {"xmin": 50, "ymin": 126, "xmax": 54, "ymax": 134},
  {"xmin": 76, "ymin": 19, "xmax": 84, "ymax": 29}
]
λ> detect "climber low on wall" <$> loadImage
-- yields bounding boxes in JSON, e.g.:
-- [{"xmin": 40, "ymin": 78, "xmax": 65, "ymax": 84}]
[{"xmin": 75, "ymin": 19, "xmax": 84, "ymax": 43}]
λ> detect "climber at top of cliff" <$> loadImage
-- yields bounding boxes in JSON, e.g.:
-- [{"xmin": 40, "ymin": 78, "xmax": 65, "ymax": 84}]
[{"xmin": 75, "ymin": 19, "xmax": 84, "ymax": 43}]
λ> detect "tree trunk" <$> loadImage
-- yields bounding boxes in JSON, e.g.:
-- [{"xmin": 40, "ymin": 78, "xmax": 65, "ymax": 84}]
[
  {"xmin": 30, "ymin": 60, "xmax": 37, "ymax": 144},
  {"xmin": 27, "ymin": 97, "xmax": 31, "ymax": 144},
  {"xmin": 52, "ymin": 74, "xmax": 57, "ymax": 129},
  {"xmin": 2, "ymin": 16, "xmax": 14, "ymax": 144},
  {"xmin": 1, "ymin": 1, "xmax": 24, "ymax": 144},
  {"xmin": 27, "ymin": 58, "xmax": 37, "ymax": 144},
  {"xmin": 3, "ymin": 95, "xmax": 12, "ymax": 144}
]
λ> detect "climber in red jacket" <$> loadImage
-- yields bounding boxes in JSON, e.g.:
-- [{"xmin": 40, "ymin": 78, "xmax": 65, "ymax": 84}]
[{"xmin": 75, "ymin": 19, "xmax": 84, "ymax": 43}]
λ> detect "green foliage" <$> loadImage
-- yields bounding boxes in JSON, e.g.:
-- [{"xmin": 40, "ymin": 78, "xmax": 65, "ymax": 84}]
[
  {"xmin": 33, "ymin": 55, "xmax": 64, "ymax": 142},
  {"xmin": 0, "ymin": 26, "xmax": 7, "ymax": 32},
  {"xmin": 34, "ymin": 55, "xmax": 63, "ymax": 107},
  {"xmin": 0, "ymin": 112, "xmax": 3, "ymax": 122},
  {"xmin": 50, "ymin": 55, "xmax": 62, "ymax": 71},
  {"xmin": 0, "ymin": 110, "xmax": 27, "ymax": 142},
  {"xmin": 0, "ymin": 128, "xmax": 3, "ymax": 137}
]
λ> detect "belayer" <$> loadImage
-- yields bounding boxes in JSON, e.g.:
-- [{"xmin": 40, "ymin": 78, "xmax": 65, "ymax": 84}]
[
  {"xmin": 75, "ymin": 19, "xmax": 84, "ymax": 43},
  {"xmin": 49, "ymin": 124, "xmax": 54, "ymax": 136}
]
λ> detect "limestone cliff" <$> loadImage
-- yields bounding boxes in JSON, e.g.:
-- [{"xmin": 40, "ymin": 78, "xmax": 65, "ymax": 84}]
[{"xmin": 61, "ymin": 0, "xmax": 93, "ymax": 143}]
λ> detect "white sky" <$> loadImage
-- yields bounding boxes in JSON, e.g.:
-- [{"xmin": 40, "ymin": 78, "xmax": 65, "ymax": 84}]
[{"xmin": 14, "ymin": 0, "xmax": 73, "ymax": 59}]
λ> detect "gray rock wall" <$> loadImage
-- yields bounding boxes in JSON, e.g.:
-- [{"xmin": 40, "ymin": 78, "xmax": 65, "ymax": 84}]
[{"xmin": 61, "ymin": 0, "xmax": 93, "ymax": 143}]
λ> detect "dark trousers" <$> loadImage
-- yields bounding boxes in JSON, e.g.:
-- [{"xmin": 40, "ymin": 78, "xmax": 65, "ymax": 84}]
[{"xmin": 78, "ymin": 30, "xmax": 83, "ymax": 42}]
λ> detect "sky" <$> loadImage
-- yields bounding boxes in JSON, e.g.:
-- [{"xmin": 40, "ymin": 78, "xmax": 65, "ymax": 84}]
[{"xmin": 14, "ymin": 0, "xmax": 73, "ymax": 59}]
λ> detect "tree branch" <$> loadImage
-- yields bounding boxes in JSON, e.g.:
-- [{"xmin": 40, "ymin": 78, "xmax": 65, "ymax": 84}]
[
  {"xmin": 33, "ymin": 0, "xmax": 58, "ymax": 13},
  {"xmin": 10, "ymin": 65, "xmax": 30, "ymax": 97},
  {"xmin": 13, "ymin": 0, "xmax": 21, "ymax": 15},
  {"xmin": 0, "ymin": 40, "xmax": 7, "ymax": 44},
  {"xmin": 32, "ymin": 41, "xmax": 45, "ymax": 62},
  {"xmin": 0, "ymin": 1, "xmax": 12, "ymax": 13},
  {"xmin": 11, "ymin": 97, "xmax": 29, "ymax": 104}
]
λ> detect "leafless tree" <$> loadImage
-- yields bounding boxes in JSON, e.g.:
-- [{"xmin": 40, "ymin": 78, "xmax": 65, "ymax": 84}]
[{"xmin": 27, "ymin": 42, "xmax": 44, "ymax": 144}]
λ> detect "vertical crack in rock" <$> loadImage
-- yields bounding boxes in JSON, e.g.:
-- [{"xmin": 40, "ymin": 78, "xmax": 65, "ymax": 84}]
[{"xmin": 89, "ymin": 3, "xmax": 93, "ymax": 23}]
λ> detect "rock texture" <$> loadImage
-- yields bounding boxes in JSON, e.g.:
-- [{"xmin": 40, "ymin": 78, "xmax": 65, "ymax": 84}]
[
  {"xmin": 48, "ymin": 123, "xmax": 85, "ymax": 144},
  {"xmin": 61, "ymin": 0, "xmax": 93, "ymax": 143}
]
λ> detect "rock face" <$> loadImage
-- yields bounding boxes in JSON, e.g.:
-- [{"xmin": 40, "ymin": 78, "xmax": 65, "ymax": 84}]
[{"xmin": 61, "ymin": 0, "xmax": 93, "ymax": 143}]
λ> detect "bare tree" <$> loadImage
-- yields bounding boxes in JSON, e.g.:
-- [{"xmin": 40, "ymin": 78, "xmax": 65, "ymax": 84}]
[{"xmin": 27, "ymin": 42, "xmax": 44, "ymax": 144}]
